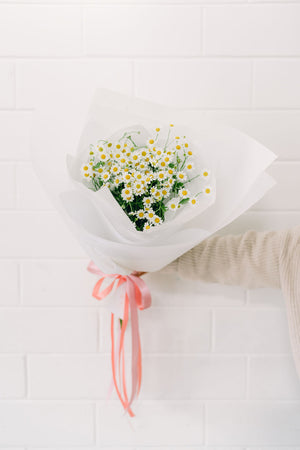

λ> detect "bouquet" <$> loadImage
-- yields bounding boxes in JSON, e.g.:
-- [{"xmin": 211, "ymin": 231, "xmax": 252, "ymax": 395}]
[
  {"xmin": 31, "ymin": 88, "xmax": 276, "ymax": 417},
  {"xmin": 78, "ymin": 125, "xmax": 214, "ymax": 231}
]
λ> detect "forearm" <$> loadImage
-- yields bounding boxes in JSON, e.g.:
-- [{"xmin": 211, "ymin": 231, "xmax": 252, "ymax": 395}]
[{"xmin": 162, "ymin": 228, "xmax": 290, "ymax": 289}]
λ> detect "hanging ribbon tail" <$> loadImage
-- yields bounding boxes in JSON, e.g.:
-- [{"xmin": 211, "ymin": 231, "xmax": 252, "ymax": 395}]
[{"xmin": 87, "ymin": 262, "xmax": 152, "ymax": 417}]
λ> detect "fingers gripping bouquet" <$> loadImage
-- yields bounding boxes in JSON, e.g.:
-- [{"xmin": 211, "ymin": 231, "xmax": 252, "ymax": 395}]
[{"xmin": 32, "ymin": 89, "xmax": 277, "ymax": 417}]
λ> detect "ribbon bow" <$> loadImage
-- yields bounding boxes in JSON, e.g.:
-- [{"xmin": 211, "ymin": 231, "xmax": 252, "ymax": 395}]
[{"xmin": 87, "ymin": 261, "xmax": 151, "ymax": 417}]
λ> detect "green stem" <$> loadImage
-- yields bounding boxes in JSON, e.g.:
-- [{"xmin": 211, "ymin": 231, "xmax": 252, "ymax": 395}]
[{"xmin": 186, "ymin": 174, "xmax": 201, "ymax": 184}]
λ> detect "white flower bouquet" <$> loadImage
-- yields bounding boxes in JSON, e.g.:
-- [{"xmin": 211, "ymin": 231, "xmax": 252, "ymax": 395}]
[{"xmin": 31, "ymin": 88, "xmax": 276, "ymax": 417}]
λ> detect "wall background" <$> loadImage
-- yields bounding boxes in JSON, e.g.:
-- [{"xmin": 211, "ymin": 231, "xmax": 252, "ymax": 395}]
[{"xmin": 1, "ymin": 1, "xmax": 300, "ymax": 448}]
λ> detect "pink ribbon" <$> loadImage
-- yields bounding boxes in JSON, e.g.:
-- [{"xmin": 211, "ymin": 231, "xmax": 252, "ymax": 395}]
[{"xmin": 87, "ymin": 261, "xmax": 151, "ymax": 417}]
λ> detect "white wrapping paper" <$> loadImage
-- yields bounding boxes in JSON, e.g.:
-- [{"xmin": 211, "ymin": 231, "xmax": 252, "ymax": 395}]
[{"xmin": 31, "ymin": 88, "xmax": 276, "ymax": 316}]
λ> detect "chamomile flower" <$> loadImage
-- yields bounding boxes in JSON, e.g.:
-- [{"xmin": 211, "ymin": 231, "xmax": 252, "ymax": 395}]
[
  {"xmin": 150, "ymin": 186, "xmax": 157, "ymax": 196},
  {"xmin": 147, "ymin": 137, "xmax": 155, "ymax": 147},
  {"xmin": 143, "ymin": 222, "xmax": 152, "ymax": 231},
  {"xmin": 143, "ymin": 197, "xmax": 153, "ymax": 208},
  {"xmin": 123, "ymin": 172, "xmax": 132, "ymax": 183},
  {"xmin": 189, "ymin": 196, "xmax": 198, "ymax": 206},
  {"xmin": 99, "ymin": 151, "xmax": 109, "ymax": 162},
  {"xmin": 136, "ymin": 210, "xmax": 146, "ymax": 220},
  {"xmin": 186, "ymin": 162, "xmax": 194, "ymax": 171},
  {"xmin": 140, "ymin": 148, "xmax": 149, "ymax": 158},
  {"xmin": 179, "ymin": 188, "xmax": 190, "ymax": 199},
  {"xmin": 121, "ymin": 187, "xmax": 133, "ymax": 200},
  {"xmin": 156, "ymin": 171, "xmax": 166, "ymax": 182},
  {"xmin": 114, "ymin": 177, "xmax": 121, "ymax": 187},
  {"xmin": 161, "ymin": 187, "xmax": 170, "ymax": 198},
  {"xmin": 133, "ymin": 181, "xmax": 145, "ymax": 195},
  {"xmin": 81, "ymin": 164, "xmax": 92, "ymax": 178},
  {"xmin": 152, "ymin": 215, "xmax": 162, "ymax": 226},
  {"xmin": 159, "ymin": 160, "xmax": 167, "ymax": 169},
  {"xmin": 203, "ymin": 186, "xmax": 212, "ymax": 195},
  {"xmin": 168, "ymin": 177, "xmax": 175, "ymax": 187},
  {"xmin": 146, "ymin": 209, "xmax": 155, "ymax": 221},
  {"xmin": 167, "ymin": 198, "xmax": 180, "ymax": 211},
  {"xmin": 153, "ymin": 190, "xmax": 163, "ymax": 201},
  {"xmin": 111, "ymin": 164, "xmax": 120, "ymax": 175},
  {"xmin": 177, "ymin": 172, "xmax": 187, "ymax": 182},
  {"xmin": 101, "ymin": 171, "xmax": 110, "ymax": 182},
  {"xmin": 201, "ymin": 168, "xmax": 210, "ymax": 179}
]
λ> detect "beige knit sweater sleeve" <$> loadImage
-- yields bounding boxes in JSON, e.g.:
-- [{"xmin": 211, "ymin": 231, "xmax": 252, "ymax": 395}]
[{"xmin": 160, "ymin": 225, "xmax": 300, "ymax": 376}]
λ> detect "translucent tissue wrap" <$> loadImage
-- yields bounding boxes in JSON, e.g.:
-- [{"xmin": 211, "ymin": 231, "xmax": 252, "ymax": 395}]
[{"xmin": 32, "ymin": 88, "xmax": 276, "ymax": 274}]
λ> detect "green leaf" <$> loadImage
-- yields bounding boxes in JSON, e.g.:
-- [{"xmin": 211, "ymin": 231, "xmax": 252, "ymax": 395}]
[{"xmin": 179, "ymin": 198, "xmax": 190, "ymax": 205}]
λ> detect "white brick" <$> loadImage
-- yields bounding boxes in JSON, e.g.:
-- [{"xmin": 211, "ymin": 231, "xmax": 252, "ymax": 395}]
[
  {"xmin": 0, "ymin": 163, "xmax": 15, "ymax": 209},
  {"xmin": 0, "ymin": 112, "xmax": 32, "ymax": 161},
  {"xmin": 16, "ymin": 60, "xmax": 132, "ymax": 109},
  {"xmin": 99, "ymin": 401, "xmax": 204, "ymax": 446},
  {"xmin": 16, "ymin": 163, "xmax": 53, "ymax": 210},
  {"xmin": 0, "ymin": 402, "xmax": 94, "ymax": 445},
  {"xmin": 248, "ymin": 288, "xmax": 285, "ymax": 308},
  {"xmin": 0, "ymin": 6, "xmax": 82, "ymax": 56},
  {"xmin": 22, "ymin": 260, "xmax": 96, "ymax": 306},
  {"xmin": 135, "ymin": 60, "xmax": 252, "ymax": 108},
  {"xmin": 101, "ymin": 307, "xmax": 211, "ymax": 354},
  {"xmin": 0, "ymin": 357, "xmax": 25, "ymax": 398},
  {"xmin": 0, "ymin": 261, "xmax": 19, "ymax": 305},
  {"xmin": 254, "ymin": 60, "xmax": 300, "ymax": 108},
  {"xmin": 0, "ymin": 212, "xmax": 85, "ymax": 257},
  {"xmin": 31, "ymin": 354, "xmax": 245, "ymax": 400},
  {"xmin": 0, "ymin": 63, "xmax": 14, "ymax": 108},
  {"xmin": 28, "ymin": 355, "xmax": 110, "ymax": 399},
  {"xmin": 0, "ymin": 309, "xmax": 97, "ymax": 353},
  {"xmin": 141, "ymin": 355, "xmax": 246, "ymax": 400},
  {"xmin": 253, "ymin": 162, "xmax": 300, "ymax": 211},
  {"xmin": 214, "ymin": 309, "xmax": 291, "ymax": 353},
  {"xmin": 204, "ymin": 5, "xmax": 300, "ymax": 56},
  {"xmin": 249, "ymin": 356, "xmax": 300, "ymax": 400},
  {"xmin": 205, "ymin": 111, "xmax": 300, "ymax": 161},
  {"xmin": 84, "ymin": 6, "xmax": 202, "ymax": 57},
  {"xmin": 144, "ymin": 272, "xmax": 246, "ymax": 307},
  {"xmin": 206, "ymin": 402, "xmax": 300, "ymax": 445}
]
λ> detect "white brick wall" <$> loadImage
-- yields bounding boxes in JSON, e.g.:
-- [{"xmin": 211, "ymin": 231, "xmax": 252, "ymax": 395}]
[{"xmin": 1, "ymin": 1, "xmax": 300, "ymax": 448}]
